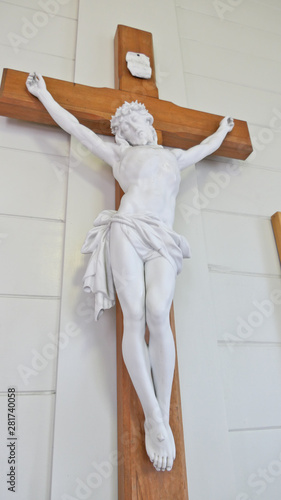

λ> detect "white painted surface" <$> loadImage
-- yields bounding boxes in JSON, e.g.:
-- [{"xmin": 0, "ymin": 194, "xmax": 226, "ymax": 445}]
[
  {"xmin": 211, "ymin": 273, "xmax": 281, "ymax": 344},
  {"xmin": 202, "ymin": 212, "xmax": 280, "ymax": 276},
  {"xmin": 0, "ymin": 2, "xmax": 77, "ymax": 59},
  {"xmin": 184, "ymin": 72, "xmax": 281, "ymax": 126},
  {"xmin": 174, "ymin": 168, "xmax": 236, "ymax": 499},
  {"xmin": 0, "ymin": 393, "xmax": 55, "ymax": 500},
  {"xmin": 196, "ymin": 159, "xmax": 281, "ymax": 217},
  {"xmin": 0, "ymin": 117, "xmax": 70, "ymax": 156},
  {"xmin": 181, "ymin": 39, "xmax": 281, "ymax": 94},
  {"xmin": 230, "ymin": 429, "xmax": 281, "ymax": 500},
  {"xmin": 176, "ymin": 0, "xmax": 281, "ymax": 34},
  {"xmin": 2, "ymin": 0, "xmax": 79, "ymax": 19},
  {"xmin": 219, "ymin": 344, "xmax": 281, "ymax": 429},
  {"xmin": 0, "ymin": 0, "xmax": 78, "ymax": 498},
  {"xmin": 0, "ymin": 43, "xmax": 75, "ymax": 80},
  {"xmin": 177, "ymin": 7, "xmax": 281, "ymax": 64},
  {"xmin": 0, "ymin": 148, "xmax": 67, "ymax": 220},
  {"xmin": 50, "ymin": 137, "xmax": 118, "ymax": 500},
  {"xmin": 0, "ymin": 216, "xmax": 64, "ymax": 296},
  {"xmin": 247, "ymin": 124, "xmax": 281, "ymax": 170},
  {"xmin": 0, "ymin": 297, "xmax": 60, "ymax": 391},
  {"xmin": 176, "ymin": 2, "xmax": 281, "ymax": 499}
]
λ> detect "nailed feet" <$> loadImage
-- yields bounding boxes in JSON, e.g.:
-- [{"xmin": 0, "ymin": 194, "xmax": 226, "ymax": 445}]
[{"xmin": 144, "ymin": 416, "xmax": 176, "ymax": 472}]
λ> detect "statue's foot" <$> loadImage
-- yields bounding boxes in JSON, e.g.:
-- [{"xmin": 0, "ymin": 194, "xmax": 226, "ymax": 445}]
[
  {"xmin": 164, "ymin": 420, "xmax": 176, "ymax": 464},
  {"xmin": 144, "ymin": 418, "xmax": 176, "ymax": 472}
]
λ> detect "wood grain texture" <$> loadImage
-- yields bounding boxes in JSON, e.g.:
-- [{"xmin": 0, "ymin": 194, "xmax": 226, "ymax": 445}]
[
  {"xmin": 271, "ymin": 212, "xmax": 281, "ymax": 264},
  {"xmin": 114, "ymin": 26, "xmax": 188, "ymax": 500},
  {"xmin": 0, "ymin": 68, "xmax": 252, "ymax": 160},
  {"xmin": 116, "ymin": 296, "xmax": 189, "ymax": 500},
  {"xmin": 114, "ymin": 24, "xmax": 158, "ymax": 98}
]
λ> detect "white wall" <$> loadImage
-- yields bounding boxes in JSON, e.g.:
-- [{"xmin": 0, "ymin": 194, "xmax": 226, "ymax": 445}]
[
  {"xmin": 1, "ymin": 1, "xmax": 281, "ymax": 500},
  {"xmin": 0, "ymin": 1, "xmax": 78, "ymax": 499},
  {"xmin": 175, "ymin": 1, "xmax": 281, "ymax": 499}
]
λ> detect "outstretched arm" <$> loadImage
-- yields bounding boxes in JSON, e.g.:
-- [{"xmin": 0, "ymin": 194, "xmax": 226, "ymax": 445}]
[
  {"xmin": 26, "ymin": 73, "xmax": 119, "ymax": 167},
  {"xmin": 172, "ymin": 117, "xmax": 234, "ymax": 170}
]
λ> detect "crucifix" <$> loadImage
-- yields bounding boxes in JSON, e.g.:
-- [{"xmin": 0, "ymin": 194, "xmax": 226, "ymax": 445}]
[{"xmin": 0, "ymin": 25, "xmax": 252, "ymax": 500}]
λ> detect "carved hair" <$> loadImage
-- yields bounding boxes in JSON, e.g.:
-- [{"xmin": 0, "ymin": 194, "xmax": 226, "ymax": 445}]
[{"xmin": 110, "ymin": 101, "xmax": 157, "ymax": 146}]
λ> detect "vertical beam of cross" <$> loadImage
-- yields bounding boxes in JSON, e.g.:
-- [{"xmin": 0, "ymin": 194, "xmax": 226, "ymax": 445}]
[{"xmin": 114, "ymin": 25, "xmax": 189, "ymax": 500}]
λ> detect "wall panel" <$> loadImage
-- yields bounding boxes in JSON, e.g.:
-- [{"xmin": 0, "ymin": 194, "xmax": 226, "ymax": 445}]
[
  {"xmin": 211, "ymin": 273, "xmax": 281, "ymax": 344},
  {"xmin": 176, "ymin": 0, "xmax": 281, "ymax": 497},
  {"xmin": 0, "ymin": 2, "xmax": 77, "ymax": 58},
  {"xmin": 230, "ymin": 428, "xmax": 281, "ymax": 500},
  {"xmin": 196, "ymin": 159, "xmax": 281, "ymax": 217},
  {"xmin": 0, "ymin": 393, "xmax": 55, "ymax": 500},
  {"xmin": 0, "ymin": 148, "xmax": 67, "ymax": 220},
  {"xmin": 0, "ymin": 1, "xmax": 78, "ymax": 498}
]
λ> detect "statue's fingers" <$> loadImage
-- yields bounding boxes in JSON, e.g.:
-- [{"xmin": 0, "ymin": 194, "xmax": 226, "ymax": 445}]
[{"xmin": 26, "ymin": 76, "xmax": 33, "ymax": 88}]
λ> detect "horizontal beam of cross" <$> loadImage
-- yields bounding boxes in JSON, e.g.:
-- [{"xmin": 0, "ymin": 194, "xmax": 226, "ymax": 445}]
[{"xmin": 0, "ymin": 68, "xmax": 252, "ymax": 160}]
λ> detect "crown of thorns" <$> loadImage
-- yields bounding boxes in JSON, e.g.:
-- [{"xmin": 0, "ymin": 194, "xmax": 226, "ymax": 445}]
[{"xmin": 110, "ymin": 101, "xmax": 153, "ymax": 135}]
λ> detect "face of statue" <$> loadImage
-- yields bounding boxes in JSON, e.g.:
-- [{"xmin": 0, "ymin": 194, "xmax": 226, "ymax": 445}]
[{"xmin": 119, "ymin": 111, "xmax": 156, "ymax": 146}]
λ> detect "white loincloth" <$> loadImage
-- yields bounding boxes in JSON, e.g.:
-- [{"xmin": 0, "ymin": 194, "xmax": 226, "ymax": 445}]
[{"xmin": 81, "ymin": 210, "xmax": 191, "ymax": 321}]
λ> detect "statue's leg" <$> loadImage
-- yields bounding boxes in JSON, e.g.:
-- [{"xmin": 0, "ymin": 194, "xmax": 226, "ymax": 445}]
[
  {"xmin": 109, "ymin": 223, "xmax": 160, "ymax": 420},
  {"xmin": 145, "ymin": 257, "xmax": 177, "ymax": 469},
  {"xmin": 145, "ymin": 257, "xmax": 176, "ymax": 423},
  {"xmin": 109, "ymin": 224, "xmax": 175, "ymax": 471}
]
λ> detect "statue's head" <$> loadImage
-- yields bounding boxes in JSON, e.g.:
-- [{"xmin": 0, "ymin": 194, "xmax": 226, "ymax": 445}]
[{"xmin": 110, "ymin": 101, "xmax": 158, "ymax": 146}]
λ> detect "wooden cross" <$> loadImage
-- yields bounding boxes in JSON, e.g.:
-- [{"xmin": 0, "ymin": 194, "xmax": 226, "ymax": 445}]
[{"xmin": 0, "ymin": 25, "xmax": 252, "ymax": 500}]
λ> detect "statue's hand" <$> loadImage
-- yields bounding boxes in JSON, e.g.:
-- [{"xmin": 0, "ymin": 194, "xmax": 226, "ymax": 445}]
[
  {"xmin": 220, "ymin": 116, "xmax": 234, "ymax": 132},
  {"xmin": 26, "ymin": 72, "xmax": 46, "ymax": 97}
]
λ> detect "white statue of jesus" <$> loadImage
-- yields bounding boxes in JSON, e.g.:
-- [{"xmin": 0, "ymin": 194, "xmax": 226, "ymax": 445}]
[{"xmin": 26, "ymin": 72, "xmax": 234, "ymax": 472}]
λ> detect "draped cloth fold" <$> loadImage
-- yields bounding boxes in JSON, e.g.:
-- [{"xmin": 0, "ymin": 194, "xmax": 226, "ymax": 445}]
[{"xmin": 81, "ymin": 210, "xmax": 191, "ymax": 321}]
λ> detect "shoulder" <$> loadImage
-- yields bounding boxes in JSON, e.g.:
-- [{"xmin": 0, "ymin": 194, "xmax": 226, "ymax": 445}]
[
  {"xmin": 169, "ymin": 148, "xmax": 186, "ymax": 169},
  {"xmin": 98, "ymin": 141, "xmax": 123, "ymax": 167},
  {"xmin": 170, "ymin": 148, "xmax": 183, "ymax": 160},
  {"xmin": 170, "ymin": 146, "xmax": 204, "ymax": 170}
]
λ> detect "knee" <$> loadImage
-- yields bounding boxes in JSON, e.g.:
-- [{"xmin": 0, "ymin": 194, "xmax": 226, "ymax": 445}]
[
  {"xmin": 116, "ymin": 286, "xmax": 145, "ymax": 326},
  {"xmin": 122, "ymin": 308, "xmax": 145, "ymax": 328},
  {"xmin": 122, "ymin": 302, "xmax": 145, "ymax": 328},
  {"xmin": 146, "ymin": 294, "xmax": 171, "ymax": 331}
]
